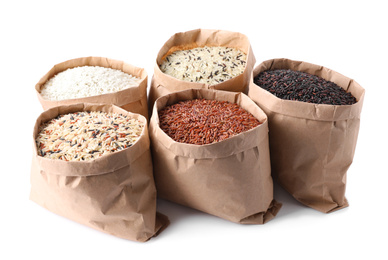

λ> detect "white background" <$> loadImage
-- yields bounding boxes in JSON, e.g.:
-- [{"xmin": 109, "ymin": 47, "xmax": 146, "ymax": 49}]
[{"xmin": 1, "ymin": 0, "xmax": 387, "ymax": 259}]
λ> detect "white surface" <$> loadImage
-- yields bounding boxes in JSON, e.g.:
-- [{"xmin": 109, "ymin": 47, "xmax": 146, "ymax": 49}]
[{"xmin": 1, "ymin": 1, "xmax": 386, "ymax": 259}]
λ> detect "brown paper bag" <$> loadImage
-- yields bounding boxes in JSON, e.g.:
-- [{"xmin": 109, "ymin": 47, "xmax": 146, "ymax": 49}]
[
  {"xmin": 30, "ymin": 103, "xmax": 168, "ymax": 242},
  {"xmin": 35, "ymin": 56, "xmax": 149, "ymax": 118},
  {"xmin": 149, "ymin": 88, "xmax": 281, "ymax": 224},
  {"xmin": 148, "ymin": 28, "xmax": 256, "ymax": 114},
  {"xmin": 248, "ymin": 58, "xmax": 365, "ymax": 213}
]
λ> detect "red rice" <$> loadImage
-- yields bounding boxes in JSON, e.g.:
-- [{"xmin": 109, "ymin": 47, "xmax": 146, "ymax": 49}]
[{"xmin": 158, "ymin": 99, "xmax": 261, "ymax": 145}]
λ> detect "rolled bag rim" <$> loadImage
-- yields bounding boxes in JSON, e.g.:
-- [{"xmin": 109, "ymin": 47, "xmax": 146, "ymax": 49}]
[
  {"xmin": 248, "ymin": 58, "xmax": 365, "ymax": 122},
  {"xmin": 32, "ymin": 102, "xmax": 150, "ymax": 177},
  {"xmin": 150, "ymin": 88, "xmax": 269, "ymax": 159},
  {"xmin": 152, "ymin": 28, "xmax": 256, "ymax": 93},
  {"xmin": 35, "ymin": 56, "xmax": 148, "ymax": 109}
]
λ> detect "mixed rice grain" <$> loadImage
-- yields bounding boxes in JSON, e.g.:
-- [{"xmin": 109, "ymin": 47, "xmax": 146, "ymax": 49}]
[
  {"xmin": 160, "ymin": 46, "xmax": 247, "ymax": 85},
  {"xmin": 36, "ymin": 111, "xmax": 144, "ymax": 161},
  {"xmin": 158, "ymin": 99, "xmax": 261, "ymax": 145}
]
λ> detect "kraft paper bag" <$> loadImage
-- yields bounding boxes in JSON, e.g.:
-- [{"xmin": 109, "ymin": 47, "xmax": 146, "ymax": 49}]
[
  {"xmin": 248, "ymin": 58, "xmax": 365, "ymax": 213},
  {"xmin": 30, "ymin": 103, "xmax": 169, "ymax": 242},
  {"xmin": 148, "ymin": 28, "xmax": 256, "ymax": 115},
  {"xmin": 35, "ymin": 56, "xmax": 149, "ymax": 118},
  {"xmin": 149, "ymin": 88, "xmax": 281, "ymax": 224}
]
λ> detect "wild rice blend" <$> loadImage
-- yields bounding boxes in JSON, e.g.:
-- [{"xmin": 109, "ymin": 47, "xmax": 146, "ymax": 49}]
[
  {"xmin": 36, "ymin": 111, "xmax": 144, "ymax": 161},
  {"xmin": 254, "ymin": 69, "xmax": 357, "ymax": 105},
  {"xmin": 160, "ymin": 46, "xmax": 247, "ymax": 85},
  {"xmin": 158, "ymin": 99, "xmax": 261, "ymax": 145}
]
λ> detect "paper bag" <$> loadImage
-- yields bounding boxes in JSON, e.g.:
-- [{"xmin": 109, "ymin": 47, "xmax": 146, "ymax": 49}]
[
  {"xmin": 30, "ymin": 103, "xmax": 168, "ymax": 242},
  {"xmin": 248, "ymin": 58, "xmax": 365, "ymax": 213},
  {"xmin": 149, "ymin": 88, "xmax": 281, "ymax": 224},
  {"xmin": 35, "ymin": 56, "xmax": 149, "ymax": 118},
  {"xmin": 148, "ymin": 28, "xmax": 256, "ymax": 115}
]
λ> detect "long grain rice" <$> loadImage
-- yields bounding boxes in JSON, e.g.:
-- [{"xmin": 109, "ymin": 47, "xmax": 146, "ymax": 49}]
[
  {"xmin": 160, "ymin": 46, "xmax": 247, "ymax": 85},
  {"xmin": 158, "ymin": 99, "xmax": 261, "ymax": 145},
  {"xmin": 36, "ymin": 111, "xmax": 144, "ymax": 161}
]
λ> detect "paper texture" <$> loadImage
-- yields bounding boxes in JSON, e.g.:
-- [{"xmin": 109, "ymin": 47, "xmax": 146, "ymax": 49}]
[
  {"xmin": 30, "ymin": 103, "xmax": 169, "ymax": 242},
  {"xmin": 148, "ymin": 28, "xmax": 256, "ymax": 115},
  {"xmin": 35, "ymin": 56, "xmax": 149, "ymax": 118},
  {"xmin": 149, "ymin": 88, "xmax": 281, "ymax": 224},
  {"xmin": 247, "ymin": 58, "xmax": 365, "ymax": 213}
]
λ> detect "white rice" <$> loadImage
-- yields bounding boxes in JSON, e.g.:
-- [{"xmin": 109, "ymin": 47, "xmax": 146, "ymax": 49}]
[
  {"xmin": 40, "ymin": 66, "xmax": 141, "ymax": 101},
  {"xmin": 160, "ymin": 46, "xmax": 247, "ymax": 85}
]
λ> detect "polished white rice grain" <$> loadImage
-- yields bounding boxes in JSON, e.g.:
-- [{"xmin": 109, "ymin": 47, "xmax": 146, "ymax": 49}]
[{"xmin": 40, "ymin": 66, "xmax": 141, "ymax": 101}]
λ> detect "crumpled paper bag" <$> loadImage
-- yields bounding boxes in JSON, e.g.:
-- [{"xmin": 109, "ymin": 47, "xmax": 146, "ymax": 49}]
[
  {"xmin": 30, "ymin": 103, "xmax": 169, "ymax": 242},
  {"xmin": 149, "ymin": 88, "xmax": 281, "ymax": 224},
  {"xmin": 248, "ymin": 58, "xmax": 365, "ymax": 213}
]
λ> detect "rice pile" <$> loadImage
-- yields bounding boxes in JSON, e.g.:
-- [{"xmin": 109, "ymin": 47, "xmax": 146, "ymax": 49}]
[
  {"xmin": 158, "ymin": 99, "xmax": 261, "ymax": 145},
  {"xmin": 160, "ymin": 46, "xmax": 247, "ymax": 85},
  {"xmin": 40, "ymin": 66, "xmax": 141, "ymax": 101},
  {"xmin": 36, "ymin": 111, "xmax": 144, "ymax": 161}
]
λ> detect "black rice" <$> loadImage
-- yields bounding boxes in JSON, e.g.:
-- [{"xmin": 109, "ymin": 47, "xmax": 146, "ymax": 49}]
[{"xmin": 254, "ymin": 69, "xmax": 357, "ymax": 105}]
